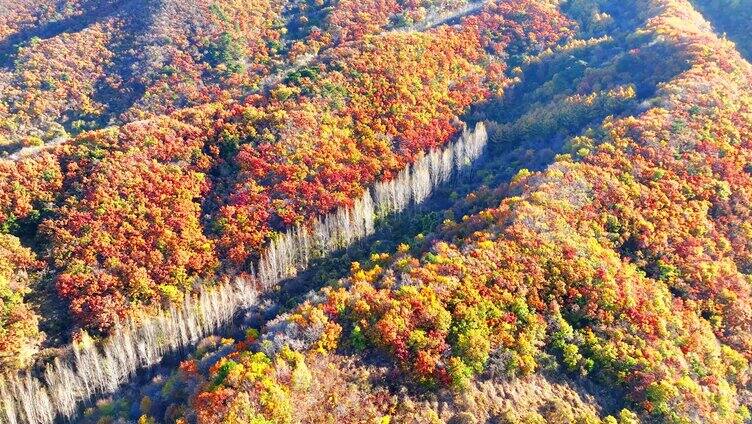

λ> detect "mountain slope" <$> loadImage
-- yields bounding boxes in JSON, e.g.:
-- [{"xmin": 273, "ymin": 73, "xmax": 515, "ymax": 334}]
[
  {"xmin": 1, "ymin": 0, "xmax": 752, "ymax": 423},
  {"xmin": 0, "ymin": 0, "xmax": 571, "ymax": 365},
  {"xmin": 114, "ymin": 0, "xmax": 752, "ymax": 422}
]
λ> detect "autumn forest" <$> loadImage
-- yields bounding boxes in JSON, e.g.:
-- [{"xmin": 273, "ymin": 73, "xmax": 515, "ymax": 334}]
[{"xmin": 1, "ymin": 0, "xmax": 752, "ymax": 423}]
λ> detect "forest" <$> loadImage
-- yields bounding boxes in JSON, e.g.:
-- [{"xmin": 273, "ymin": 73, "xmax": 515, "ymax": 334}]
[{"xmin": 1, "ymin": 0, "xmax": 752, "ymax": 423}]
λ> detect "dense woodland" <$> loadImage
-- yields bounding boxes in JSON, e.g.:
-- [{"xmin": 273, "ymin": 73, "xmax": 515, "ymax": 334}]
[{"xmin": 1, "ymin": 0, "xmax": 752, "ymax": 423}]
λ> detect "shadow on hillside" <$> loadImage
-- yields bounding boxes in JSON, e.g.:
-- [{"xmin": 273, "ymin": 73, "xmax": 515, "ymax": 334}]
[
  {"xmin": 0, "ymin": 0, "xmax": 136, "ymax": 67},
  {"xmin": 88, "ymin": 0, "xmax": 162, "ymax": 127},
  {"xmin": 689, "ymin": 0, "xmax": 752, "ymax": 62}
]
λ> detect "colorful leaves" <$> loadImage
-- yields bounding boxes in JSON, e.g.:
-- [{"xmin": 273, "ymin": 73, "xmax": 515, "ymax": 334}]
[
  {"xmin": 43, "ymin": 157, "xmax": 217, "ymax": 331},
  {"xmin": 0, "ymin": 233, "xmax": 41, "ymax": 369}
]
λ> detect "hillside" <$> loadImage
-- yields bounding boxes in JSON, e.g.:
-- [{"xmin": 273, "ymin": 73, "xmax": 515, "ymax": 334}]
[
  {"xmin": 1, "ymin": 0, "xmax": 752, "ymax": 423},
  {"xmin": 106, "ymin": 0, "xmax": 752, "ymax": 422},
  {"xmin": 0, "ymin": 0, "xmax": 484, "ymax": 150},
  {"xmin": 1, "ymin": 0, "xmax": 572, "ymax": 355}
]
